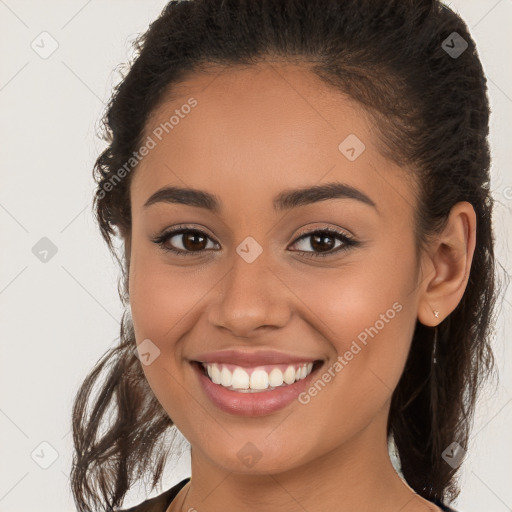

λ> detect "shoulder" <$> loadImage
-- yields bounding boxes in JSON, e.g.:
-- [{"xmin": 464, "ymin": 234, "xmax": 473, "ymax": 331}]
[{"xmin": 116, "ymin": 477, "xmax": 191, "ymax": 512}]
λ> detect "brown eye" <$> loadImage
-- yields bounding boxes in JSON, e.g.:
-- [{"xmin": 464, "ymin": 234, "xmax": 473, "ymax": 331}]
[
  {"xmin": 288, "ymin": 228, "xmax": 359, "ymax": 258},
  {"xmin": 310, "ymin": 233, "xmax": 337, "ymax": 252},
  {"xmin": 180, "ymin": 231, "xmax": 208, "ymax": 251},
  {"xmin": 152, "ymin": 227, "xmax": 219, "ymax": 256}
]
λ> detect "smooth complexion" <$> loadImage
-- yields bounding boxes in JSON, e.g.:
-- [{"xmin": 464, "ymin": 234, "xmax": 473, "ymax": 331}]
[{"xmin": 127, "ymin": 62, "xmax": 476, "ymax": 512}]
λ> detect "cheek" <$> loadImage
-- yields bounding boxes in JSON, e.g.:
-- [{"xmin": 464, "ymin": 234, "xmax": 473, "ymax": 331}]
[
  {"xmin": 128, "ymin": 256, "xmax": 204, "ymax": 414},
  {"xmin": 288, "ymin": 244, "xmax": 418, "ymax": 410},
  {"xmin": 129, "ymin": 270, "xmax": 181, "ymax": 341},
  {"xmin": 295, "ymin": 270, "xmax": 413, "ymax": 379},
  {"xmin": 128, "ymin": 242, "xmax": 209, "ymax": 343}
]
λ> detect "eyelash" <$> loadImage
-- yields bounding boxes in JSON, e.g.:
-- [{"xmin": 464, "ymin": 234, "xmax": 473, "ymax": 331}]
[{"xmin": 151, "ymin": 224, "xmax": 360, "ymax": 259}]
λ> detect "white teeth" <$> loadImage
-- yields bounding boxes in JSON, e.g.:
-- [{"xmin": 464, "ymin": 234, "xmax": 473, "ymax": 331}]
[
  {"xmin": 201, "ymin": 362, "xmax": 317, "ymax": 392},
  {"xmin": 211, "ymin": 365, "xmax": 221, "ymax": 384},
  {"xmin": 250, "ymin": 369, "xmax": 268, "ymax": 390},
  {"xmin": 268, "ymin": 368, "xmax": 284, "ymax": 387},
  {"xmin": 220, "ymin": 366, "xmax": 231, "ymax": 387},
  {"xmin": 232, "ymin": 367, "xmax": 250, "ymax": 389},
  {"xmin": 283, "ymin": 365, "xmax": 296, "ymax": 385}
]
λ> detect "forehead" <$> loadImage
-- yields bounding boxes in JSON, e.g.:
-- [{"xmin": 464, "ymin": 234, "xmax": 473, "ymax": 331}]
[
  {"xmin": 141, "ymin": 61, "xmax": 372, "ymax": 156},
  {"xmin": 131, "ymin": 62, "xmax": 416, "ymax": 220}
]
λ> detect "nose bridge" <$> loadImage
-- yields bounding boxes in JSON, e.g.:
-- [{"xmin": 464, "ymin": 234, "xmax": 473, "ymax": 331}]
[{"xmin": 208, "ymin": 244, "xmax": 290, "ymax": 336}]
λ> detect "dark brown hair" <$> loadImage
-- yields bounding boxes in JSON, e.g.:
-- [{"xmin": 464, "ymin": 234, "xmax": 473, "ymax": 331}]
[{"xmin": 71, "ymin": 1, "xmax": 502, "ymax": 510}]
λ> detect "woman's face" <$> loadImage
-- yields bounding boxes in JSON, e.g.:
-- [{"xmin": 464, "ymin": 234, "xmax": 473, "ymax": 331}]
[{"xmin": 128, "ymin": 63, "xmax": 424, "ymax": 474}]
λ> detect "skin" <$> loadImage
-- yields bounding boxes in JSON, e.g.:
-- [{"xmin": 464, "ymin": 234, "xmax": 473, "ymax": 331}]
[{"xmin": 127, "ymin": 62, "xmax": 476, "ymax": 512}]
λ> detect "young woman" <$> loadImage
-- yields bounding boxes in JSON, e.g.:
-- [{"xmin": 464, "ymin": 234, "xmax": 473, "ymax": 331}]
[{"xmin": 70, "ymin": 1, "xmax": 499, "ymax": 511}]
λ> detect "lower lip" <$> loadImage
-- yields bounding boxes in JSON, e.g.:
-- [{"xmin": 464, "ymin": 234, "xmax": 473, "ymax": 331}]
[{"xmin": 191, "ymin": 361, "xmax": 323, "ymax": 417}]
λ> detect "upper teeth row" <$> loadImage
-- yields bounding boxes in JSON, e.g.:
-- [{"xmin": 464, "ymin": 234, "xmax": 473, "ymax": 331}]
[{"xmin": 204, "ymin": 362, "xmax": 314, "ymax": 390}]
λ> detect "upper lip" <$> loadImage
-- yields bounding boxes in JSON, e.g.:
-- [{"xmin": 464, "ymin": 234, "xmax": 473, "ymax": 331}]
[{"xmin": 191, "ymin": 349, "xmax": 323, "ymax": 367}]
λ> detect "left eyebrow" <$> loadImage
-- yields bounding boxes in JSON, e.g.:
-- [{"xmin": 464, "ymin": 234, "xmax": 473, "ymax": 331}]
[
  {"xmin": 273, "ymin": 182, "xmax": 378, "ymax": 212},
  {"xmin": 143, "ymin": 181, "xmax": 378, "ymax": 213}
]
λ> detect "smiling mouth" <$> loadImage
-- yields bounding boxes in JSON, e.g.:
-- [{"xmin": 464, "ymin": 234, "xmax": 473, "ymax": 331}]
[{"xmin": 192, "ymin": 359, "xmax": 324, "ymax": 392}]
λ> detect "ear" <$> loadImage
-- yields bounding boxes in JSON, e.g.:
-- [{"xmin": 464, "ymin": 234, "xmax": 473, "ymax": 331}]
[{"xmin": 417, "ymin": 201, "xmax": 477, "ymax": 327}]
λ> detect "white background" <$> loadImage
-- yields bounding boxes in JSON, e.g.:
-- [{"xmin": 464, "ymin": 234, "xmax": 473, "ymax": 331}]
[{"xmin": 0, "ymin": 1, "xmax": 511, "ymax": 511}]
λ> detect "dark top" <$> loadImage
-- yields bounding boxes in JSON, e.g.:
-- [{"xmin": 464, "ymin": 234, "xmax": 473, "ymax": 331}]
[{"xmin": 117, "ymin": 477, "xmax": 458, "ymax": 511}]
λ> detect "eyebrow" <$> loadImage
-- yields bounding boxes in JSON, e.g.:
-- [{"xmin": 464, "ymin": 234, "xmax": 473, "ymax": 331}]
[{"xmin": 143, "ymin": 182, "xmax": 377, "ymax": 213}]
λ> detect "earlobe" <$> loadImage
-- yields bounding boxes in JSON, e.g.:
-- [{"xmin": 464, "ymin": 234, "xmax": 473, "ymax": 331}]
[{"xmin": 416, "ymin": 201, "xmax": 477, "ymax": 327}]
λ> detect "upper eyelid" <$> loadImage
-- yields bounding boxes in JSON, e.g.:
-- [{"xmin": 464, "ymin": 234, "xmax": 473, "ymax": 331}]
[{"xmin": 293, "ymin": 225, "xmax": 353, "ymax": 239}]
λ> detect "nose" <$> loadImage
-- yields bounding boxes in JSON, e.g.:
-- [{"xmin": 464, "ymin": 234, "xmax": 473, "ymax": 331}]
[{"xmin": 207, "ymin": 253, "xmax": 291, "ymax": 338}]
